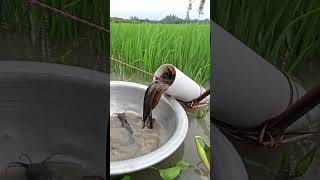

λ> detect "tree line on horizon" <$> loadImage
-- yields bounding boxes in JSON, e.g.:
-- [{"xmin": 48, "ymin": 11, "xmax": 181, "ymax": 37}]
[{"xmin": 111, "ymin": 14, "xmax": 210, "ymax": 24}]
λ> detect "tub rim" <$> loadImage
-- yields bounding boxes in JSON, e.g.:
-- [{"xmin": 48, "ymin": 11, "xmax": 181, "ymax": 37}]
[{"xmin": 110, "ymin": 81, "xmax": 189, "ymax": 175}]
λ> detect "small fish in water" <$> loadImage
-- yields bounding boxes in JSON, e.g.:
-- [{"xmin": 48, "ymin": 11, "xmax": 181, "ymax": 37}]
[
  {"xmin": 116, "ymin": 112, "xmax": 133, "ymax": 135},
  {"xmin": 143, "ymin": 66, "xmax": 175, "ymax": 129}
]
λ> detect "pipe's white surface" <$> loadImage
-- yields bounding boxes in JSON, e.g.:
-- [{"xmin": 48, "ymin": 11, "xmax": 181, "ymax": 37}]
[{"xmin": 153, "ymin": 64, "xmax": 209, "ymax": 103}]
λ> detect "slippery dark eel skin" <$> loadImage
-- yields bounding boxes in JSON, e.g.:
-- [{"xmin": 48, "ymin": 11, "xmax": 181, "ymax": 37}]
[
  {"xmin": 143, "ymin": 67, "xmax": 175, "ymax": 129},
  {"xmin": 143, "ymin": 81, "xmax": 170, "ymax": 129}
]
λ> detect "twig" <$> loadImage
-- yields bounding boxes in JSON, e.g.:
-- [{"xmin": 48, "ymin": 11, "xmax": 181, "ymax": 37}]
[
  {"xmin": 191, "ymin": 88, "xmax": 210, "ymax": 105},
  {"xmin": 23, "ymin": 0, "xmax": 108, "ymax": 33},
  {"xmin": 268, "ymin": 84, "xmax": 320, "ymax": 135},
  {"xmin": 110, "ymin": 56, "xmax": 164, "ymax": 80}
]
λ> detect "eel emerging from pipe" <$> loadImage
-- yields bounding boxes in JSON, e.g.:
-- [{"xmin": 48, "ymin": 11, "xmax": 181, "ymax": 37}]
[{"xmin": 143, "ymin": 66, "xmax": 175, "ymax": 129}]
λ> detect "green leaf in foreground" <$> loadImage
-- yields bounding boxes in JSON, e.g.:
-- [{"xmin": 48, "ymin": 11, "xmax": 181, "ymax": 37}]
[
  {"xmin": 121, "ymin": 175, "xmax": 131, "ymax": 180},
  {"xmin": 196, "ymin": 106, "xmax": 209, "ymax": 119},
  {"xmin": 195, "ymin": 136, "xmax": 210, "ymax": 172},
  {"xmin": 64, "ymin": 0, "xmax": 82, "ymax": 9},
  {"xmin": 294, "ymin": 146, "xmax": 318, "ymax": 177},
  {"xmin": 176, "ymin": 160, "xmax": 190, "ymax": 169},
  {"xmin": 159, "ymin": 167, "xmax": 183, "ymax": 180},
  {"xmin": 279, "ymin": 152, "xmax": 290, "ymax": 174},
  {"xmin": 151, "ymin": 160, "xmax": 190, "ymax": 180}
]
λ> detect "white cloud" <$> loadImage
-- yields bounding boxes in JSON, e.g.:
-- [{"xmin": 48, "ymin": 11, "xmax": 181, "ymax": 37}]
[{"xmin": 111, "ymin": 0, "xmax": 210, "ymax": 20}]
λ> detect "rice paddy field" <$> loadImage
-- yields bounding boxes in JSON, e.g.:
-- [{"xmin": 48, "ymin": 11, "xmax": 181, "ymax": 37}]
[
  {"xmin": 0, "ymin": 0, "xmax": 108, "ymax": 72},
  {"xmin": 110, "ymin": 23, "xmax": 210, "ymax": 86},
  {"xmin": 212, "ymin": 0, "xmax": 320, "ymax": 77}
]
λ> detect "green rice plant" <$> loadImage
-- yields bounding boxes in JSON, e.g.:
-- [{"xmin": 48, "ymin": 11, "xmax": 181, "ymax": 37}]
[
  {"xmin": 111, "ymin": 23, "xmax": 210, "ymax": 86},
  {"xmin": 212, "ymin": 0, "xmax": 320, "ymax": 77},
  {"xmin": 1, "ymin": 0, "xmax": 108, "ymax": 38},
  {"xmin": 277, "ymin": 146, "xmax": 318, "ymax": 178},
  {"xmin": 0, "ymin": 0, "xmax": 109, "ymax": 71},
  {"xmin": 196, "ymin": 105, "xmax": 210, "ymax": 119}
]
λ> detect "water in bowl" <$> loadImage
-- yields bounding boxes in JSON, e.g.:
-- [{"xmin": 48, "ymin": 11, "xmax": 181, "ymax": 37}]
[{"xmin": 110, "ymin": 112, "xmax": 168, "ymax": 161}]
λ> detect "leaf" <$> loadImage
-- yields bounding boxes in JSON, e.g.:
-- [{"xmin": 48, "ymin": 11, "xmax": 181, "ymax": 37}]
[
  {"xmin": 121, "ymin": 175, "xmax": 131, "ymax": 180},
  {"xmin": 294, "ymin": 147, "xmax": 318, "ymax": 177},
  {"xmin": 64, "ymin": 0, "xmax": 82, "ymax": 9},
  {"xmin": 159, "ymin": 167, "xmax": 182, "ymax": 180},
  {"xmin": 151, "ymin": 160, "xmax": 190, "ymax": 180},
  {"xmin": 176, "ymin": 160, "xmax": 191, "ymax": 170},
  {"xmin": 197, "ymin": 106, "xmax": 209, "ymax": 119},
  {"xmin": 288, "ymin": 41, "xmax": 318, "ymax": 74},
  {"xmin": 195, "ymin": 136, "xmax": 210, "ymax": 172},
  {"xmin": 278, "ymin": 152, "xmax": 290, "ymax": 177},
  {"xmin": 271, "ymin": 7, "xmax": 320, "ymax": 60}
]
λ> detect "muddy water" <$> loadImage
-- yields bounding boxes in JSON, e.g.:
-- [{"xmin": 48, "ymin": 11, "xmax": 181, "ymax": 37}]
[
  {"xmin": 111, "ymin": 73, "xmax": 210, "ymax": 180},
  {"xmin": 0, "ymin": 30, "xmax": 107, "ymax": 72},
  {"xmin": 110, "ymin": 112, "xmax": 167, "ymax": 161}
]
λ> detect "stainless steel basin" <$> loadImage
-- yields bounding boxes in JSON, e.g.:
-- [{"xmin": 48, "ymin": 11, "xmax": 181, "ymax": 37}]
[
  {"xmin": 0, "ymin": 61, "xmax": 108, "ymax": 177},
  {"xmin": 110, "ymin": 81, "xmax": 189, "ymax": 175}
]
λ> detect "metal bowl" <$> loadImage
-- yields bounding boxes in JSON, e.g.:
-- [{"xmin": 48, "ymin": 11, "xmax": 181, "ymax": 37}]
[
  {"xmin": 110, "ymin": 81, "xmax": 189, "ymax": 175},
  {"xmin": 212, "ymin": 124, "xmax": 249, "ymax": 180},
  {"xmin": 0, "ymin": 61, "xmax": 107, "ymax": 177}
]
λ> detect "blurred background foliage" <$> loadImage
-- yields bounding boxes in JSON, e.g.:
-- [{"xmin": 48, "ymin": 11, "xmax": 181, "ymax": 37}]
[
  {"xmin": 0, "ymin": 0, "xmax": 109, "ymax": 72},
  {"xmin": 212, "ymin": 0, "xmax": 320, "ymax": 77}
]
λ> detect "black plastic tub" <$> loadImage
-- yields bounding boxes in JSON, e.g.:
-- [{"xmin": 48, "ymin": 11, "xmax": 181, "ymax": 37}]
[{"xmin": 0, "ymin": 61, "xmax": 108, "ymax": 178}]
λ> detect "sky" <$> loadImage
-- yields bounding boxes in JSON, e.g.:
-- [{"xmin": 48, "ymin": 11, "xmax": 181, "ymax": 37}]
[{"xmin": 110, "ymin": 0, "xmax": 210, "ymax": 20}]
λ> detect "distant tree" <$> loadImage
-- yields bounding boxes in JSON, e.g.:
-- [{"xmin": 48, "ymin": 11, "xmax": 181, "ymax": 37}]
[
  {"xmin": 161, "ymin": 14, "xmax": 184, "ymax": 24},
  {"xmin": 130, "ymin": 16, "xmax": 137, "ymax": 20}
]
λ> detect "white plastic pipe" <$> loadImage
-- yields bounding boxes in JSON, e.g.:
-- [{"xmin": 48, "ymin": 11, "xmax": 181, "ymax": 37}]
[{"xmin": 153, "ymin": 64, "xmax": 209, "ymax": 103}]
